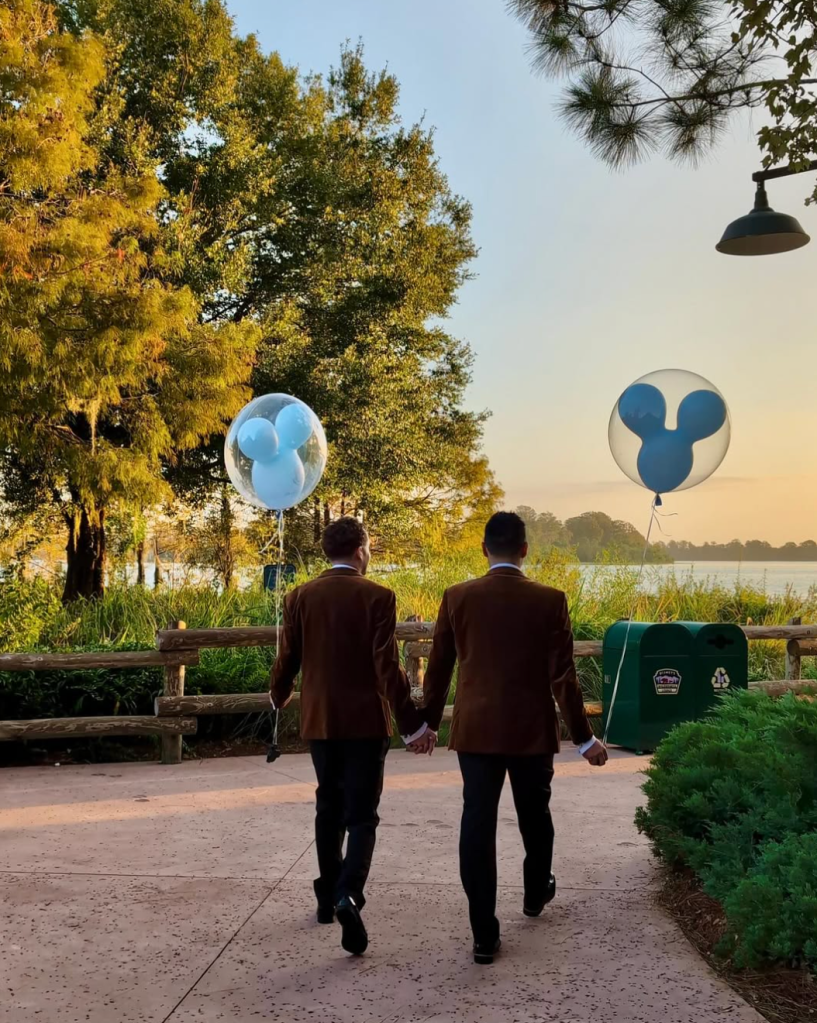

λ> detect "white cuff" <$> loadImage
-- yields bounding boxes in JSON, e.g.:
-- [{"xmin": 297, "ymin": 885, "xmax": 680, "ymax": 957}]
[
  {"xmin": 402, "ymin": 722, "xmax": 429, "ymax": 745},
  {"xmin": 578, "ymin": 737, "xmax": 598, "ymax": 755}
]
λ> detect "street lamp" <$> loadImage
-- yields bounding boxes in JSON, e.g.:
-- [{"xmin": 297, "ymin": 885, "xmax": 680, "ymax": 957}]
[{"xmin": 716, "ymin": 160, "xmax": 817, "ymax": 256}]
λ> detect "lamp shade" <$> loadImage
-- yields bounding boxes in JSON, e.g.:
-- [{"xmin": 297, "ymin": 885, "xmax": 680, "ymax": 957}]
[{"xmin": 717, "ymin": 183, "xmax": 810, "ymax": 255}]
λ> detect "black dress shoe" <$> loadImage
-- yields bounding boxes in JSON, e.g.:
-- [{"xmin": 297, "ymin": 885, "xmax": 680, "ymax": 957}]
[
  {"xmin": 336, "ymin": 896, "xmax": 368, "ymax": 955},
  {"xmin": 473, "ymin": 937, "xmax": 501, "ymax": 965},
  {"xmin": 523, "ymin": 873, "xmax": 556, "ymax": 917},
  {"xmin": 316, "ymin": 905, "xmax": 335, "ymax": 925}
]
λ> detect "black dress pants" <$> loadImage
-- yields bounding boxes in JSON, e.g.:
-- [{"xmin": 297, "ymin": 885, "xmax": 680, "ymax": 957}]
[
  {"xmin": 309, "ymin": 738, "xmax": 390, "ymax": 909},
  {"xmin": 457, "ymin": 752, "xmax": 555, "ymax": 944}
]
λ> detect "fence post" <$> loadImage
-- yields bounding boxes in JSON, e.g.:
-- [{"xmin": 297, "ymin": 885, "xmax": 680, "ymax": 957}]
[
  {"xmin": 404, "ymin": 644, "xmax": 425, "ymax": 701},
  {"xmin": 403, "ymin": 615, "xmax": 425, "ymax": 701},
  {"xmin": 161, "ymin": 621, "xmax": 187, "ymax": 764},
  {"xmin": 785, "ymin": 616, "xmax": 802, "ymax": 681}
]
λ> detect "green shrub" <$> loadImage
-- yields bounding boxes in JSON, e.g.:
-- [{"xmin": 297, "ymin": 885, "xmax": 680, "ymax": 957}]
[
  {"xmin": 722, "ymin": 833, "xmax": 817, "ymax": 968},
  {"xmin": 636, "ymin": 690, "xmax": 817, "ymax": 970}
]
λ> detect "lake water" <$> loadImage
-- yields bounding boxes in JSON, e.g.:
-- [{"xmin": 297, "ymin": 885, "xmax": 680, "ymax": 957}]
[
  {"xmin": 582, "ymin": 561, "xmax": 817, "ymax": 597},
  {"xmin": 27, "ymin": 558, "xmax": 817, "ymax": 598}
]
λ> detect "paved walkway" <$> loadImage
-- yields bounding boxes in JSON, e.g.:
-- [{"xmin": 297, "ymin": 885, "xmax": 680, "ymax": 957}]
[{"xmin": 0, "ymin": 749, "xmax": 761, "ymax": 1023}]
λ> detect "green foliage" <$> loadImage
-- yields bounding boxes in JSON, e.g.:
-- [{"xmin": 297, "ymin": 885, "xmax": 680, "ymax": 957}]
[
  {"xmin": 48, "ymin": 1, "xmax": 497, "ymax": 561},
  {"xmin": 723, "ymin": 833, "xmax": 817, "ymax": 968},
  {"xmin": 509, "ymin": 1, "xmax": 817, "ymax": 203},
  {"xmin": 636, "ymin": 690, "xmax": 817, "ymax": 969},
  {"xmin": 565, "ymin": 510, "xmax": 671, "ymax": 564},
  {"xmin": 669, "ymin": 538, "xmax": 817, "ymax": 561},
  {"xmin": 513, "ymin": 506, "xmax": 671, "ymax": 563},
  {"xmin": 0, "ymin": 1, "xmax": 259, "ymax": 600},
  {"xmin": 1, "ymin": 557, "xmax": 814, "ymax": 725}
]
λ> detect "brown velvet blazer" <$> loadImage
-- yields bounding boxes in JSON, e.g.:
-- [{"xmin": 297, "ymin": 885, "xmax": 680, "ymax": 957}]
[
  {"xmin": 270, "ymin": 569, "xmax": 423, "ymax": 741},
  {"xmin": 421, "ymin": 568, "xmax": 593, "ymax": 755}
]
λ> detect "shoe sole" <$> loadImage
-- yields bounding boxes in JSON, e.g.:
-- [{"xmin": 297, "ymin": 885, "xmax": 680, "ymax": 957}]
[
  {"xmin": 336, "ymin": 905, "xmax": 368, "ymax": 955},
  {"xmin": 473, "ymin": 940, "xmax": 501, "ymax": 965},
  {"xmin": 523, "ymin": 883, "xmax": 557, "ymax": 917}
]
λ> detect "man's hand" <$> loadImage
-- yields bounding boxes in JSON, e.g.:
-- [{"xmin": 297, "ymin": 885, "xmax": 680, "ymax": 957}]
[
  {"xmin": 408, "ymin": 729, "xmax": 437, "ymax": 755},
  {"xmin": 582, "ymin": 739, "xmax": 608, "ymax": 767}
]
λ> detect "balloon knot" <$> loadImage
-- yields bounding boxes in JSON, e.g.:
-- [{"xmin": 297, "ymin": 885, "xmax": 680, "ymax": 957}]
[{"xmin": 654, "ymin": 494, "xmax": 663, "ymax": 507}]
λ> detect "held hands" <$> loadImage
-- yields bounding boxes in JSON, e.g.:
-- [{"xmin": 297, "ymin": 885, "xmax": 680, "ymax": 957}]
[
  {"xmin": 582, "ymin": 739, "xmax": 608, "ymax": 767},
  {"xmin": 408, "ymin": 729, "xmax": 437, "ymax": 755}
]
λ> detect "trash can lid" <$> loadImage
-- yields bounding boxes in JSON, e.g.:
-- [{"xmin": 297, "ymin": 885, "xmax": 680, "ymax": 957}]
[{"xmin": 677, "ymin": 621, "xmax": 748, "ymax": 652}]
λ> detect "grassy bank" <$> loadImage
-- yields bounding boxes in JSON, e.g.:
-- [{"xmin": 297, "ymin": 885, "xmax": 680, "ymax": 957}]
[{"xmin": 1, "ymin": 550, "xmax": 815, "ymax": 758}]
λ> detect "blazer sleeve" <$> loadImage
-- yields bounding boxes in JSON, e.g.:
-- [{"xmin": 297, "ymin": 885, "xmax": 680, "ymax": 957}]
[
  {"xmin": 549, "ymin": 593, "xmax": 594, "ymax": 746},
  {"xmin": 270, "ymin": 592, "xmax": 300, "ymax": 709},
  {"xmin": 373, "ymin": 590, "xmax": 424, "ymax": 736},
  {"xmin": 421, "ymin": 590, "xmax": 457, "ymax": 731}
]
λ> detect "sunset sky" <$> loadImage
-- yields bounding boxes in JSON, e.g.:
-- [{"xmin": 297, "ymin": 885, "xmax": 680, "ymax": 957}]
[{"xmin": 231, "ymin": 0, "xmax": 817, "ymax": 545}]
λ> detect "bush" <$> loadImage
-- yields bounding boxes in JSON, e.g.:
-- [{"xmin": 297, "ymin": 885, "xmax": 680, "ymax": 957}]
[
  {"xmin": 723, "ymin": 834, "xmax": 817, "ymax": 968},
  {"xmin": 636, "ymin": 690, "xmax": 817, "ymax": 970}
]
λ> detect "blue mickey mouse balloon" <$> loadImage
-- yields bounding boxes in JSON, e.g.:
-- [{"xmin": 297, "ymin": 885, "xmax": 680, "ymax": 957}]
[{"xmin": 609, "ymin": 369, "xmax": 730, "ymax": 495}]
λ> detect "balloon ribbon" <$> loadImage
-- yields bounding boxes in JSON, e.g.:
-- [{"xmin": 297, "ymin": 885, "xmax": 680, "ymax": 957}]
[
  {"xmin": 602, "ymin": 495, "xmax": 661, "ymax": 746},
  {"xmin": 267, "ymin": 509, "xmax": 285, "ymax": 764}
]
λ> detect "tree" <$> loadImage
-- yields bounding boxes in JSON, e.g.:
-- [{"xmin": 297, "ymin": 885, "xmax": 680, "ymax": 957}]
[
  {"xmin": 509, "ymin": 1, "xmax": 817, "ymax": 199},
  {"xmin": 188, "ymin": 42, "xmax": 490, "ymax": 545},
  {"xmin": 73, "ymin": 6, "xmax": 492, "ymax": 549},
  {"xmin": 514, "ymin": 506, "xmax": 568, "ymax": 549},
  {"xmin": 45, "ymin": 5, "xmax": 494, "ymax": 561},
  {"xmin": 0, "ymin": 1, "xmax": 258, "ymax": 600},
  {"xmin": 182, "ymin": 490, "xmax": 256, "ymax": 589},
  {"xmin": 566, "ymin": 511, "xmax": 608, "ymax": 561},
  {"xmin": 564, "ymin": 509, "xmax": 670, "ymax": 562}
]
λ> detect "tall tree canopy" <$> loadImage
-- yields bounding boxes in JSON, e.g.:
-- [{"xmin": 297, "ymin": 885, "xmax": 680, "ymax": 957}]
[
  {"xmin": 509, "ymin": 1, "xmax": 817, "ymax": 198},
  {"xmin": 63, "ymin": 0, "xmax": 496, "ymax": 556},
  {"xmin": 0, "ymin": 0, "xmax": 258, "ymax": 599},
  {"xmin": 1, "ymin": 0, "xmax": 496, "ymax": 595}
]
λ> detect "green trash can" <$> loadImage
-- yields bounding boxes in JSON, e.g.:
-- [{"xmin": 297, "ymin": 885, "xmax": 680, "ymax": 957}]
[
  {"xmin": 681, "ymin": 622, "xmax": 749, "ymax": 716},
  {"xmin": 603, "ymin": 622, "xmax": 695, "ymax": 753}
]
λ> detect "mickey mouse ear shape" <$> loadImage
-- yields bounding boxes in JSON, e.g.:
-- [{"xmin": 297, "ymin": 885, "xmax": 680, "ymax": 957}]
[
  {"xmin": 677, "ymin": 390, "xmax": 727, "ymax": 443},
  {"xmin": 617, "ymin": 383, "xmax": 666, "ymax": 439}
]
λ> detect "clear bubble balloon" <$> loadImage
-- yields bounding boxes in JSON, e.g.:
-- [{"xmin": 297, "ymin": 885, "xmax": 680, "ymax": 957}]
[
  {"xmin": 225, "ymin": 394, "xmax": 327, "ymax": 510},
  {"xmin": 609, "ymin": 369, "xmax": 730, "ymax": 495}
]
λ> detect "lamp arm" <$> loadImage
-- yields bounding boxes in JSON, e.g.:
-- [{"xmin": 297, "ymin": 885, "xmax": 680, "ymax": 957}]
[{"xmin": 753, "ymin": 160, "xmax": 817, "ymax": 184}]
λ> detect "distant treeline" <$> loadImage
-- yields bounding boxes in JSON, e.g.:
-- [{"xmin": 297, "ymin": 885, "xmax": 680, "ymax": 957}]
[
  {"xmin": 666, "ymin": 540, "xmax": 817, "ymax": 562},
  {"xmin": 514, "ymin": 508, "xmax": 817, "ymax": 565},
  {"xmin": 514, "ymin": 508, "xmax": 671, "ymax": 564}
]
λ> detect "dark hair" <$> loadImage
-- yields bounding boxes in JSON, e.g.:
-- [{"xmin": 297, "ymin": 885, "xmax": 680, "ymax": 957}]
[
  {"xmin": 483, "ymin": 511, "xmax": 526, "ymax": 557},
  {"xmin": 322, "ymin": 517, "xmax": 368, "ymax": 560}
]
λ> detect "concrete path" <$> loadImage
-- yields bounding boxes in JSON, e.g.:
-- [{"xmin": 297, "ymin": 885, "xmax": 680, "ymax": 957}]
[{"xmin": 0, "ymin": 749, "xmax": 762, "ymax": 1023}]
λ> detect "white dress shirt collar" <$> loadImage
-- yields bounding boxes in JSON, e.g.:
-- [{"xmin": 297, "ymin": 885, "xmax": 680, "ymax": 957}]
[{"xmin": 489, "ymin": 563, "xmax": 524, "ymax": 572}]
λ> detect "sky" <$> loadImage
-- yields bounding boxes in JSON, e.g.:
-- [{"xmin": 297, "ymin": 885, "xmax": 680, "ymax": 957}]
[{"xmin": 227, "ymin": 0, "xmax": 817, "ymax": 546}]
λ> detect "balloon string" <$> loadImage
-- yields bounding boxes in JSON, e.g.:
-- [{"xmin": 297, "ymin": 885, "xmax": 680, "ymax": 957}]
[
  {"xmin": 602, "ymin": 495, "xmax": 661, "ymax": 746},
  {"xmin": 272, "ymin": 509, "xmax": 285, "ymax": 750}
]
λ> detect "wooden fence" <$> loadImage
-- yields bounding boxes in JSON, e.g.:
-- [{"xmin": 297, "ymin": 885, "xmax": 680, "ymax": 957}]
[{"xmin": 2, "ymin": 620, "xmax": 816, "ymax": 764}]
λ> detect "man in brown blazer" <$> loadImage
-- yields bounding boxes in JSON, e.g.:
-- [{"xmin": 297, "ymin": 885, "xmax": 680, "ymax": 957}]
[
  {"xmin": 421, "ymin": 511, "xmax": 608, "ymax": 964},
  {"xmin": 271, "ymin": 517, "xmax": 435, "ymax": 957}
]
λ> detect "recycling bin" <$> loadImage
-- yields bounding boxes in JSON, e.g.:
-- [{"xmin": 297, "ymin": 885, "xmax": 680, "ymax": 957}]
[
  {"xmin": 602, "ymin": 620, "xmax": 749, "ymax": 752},
  {"xmin": 680, "ymin": 622, "xmax": 748, "ymax": 716},
  {"xmin": 603, "ymin": 622, "xmax": 695, "ymax": 752}
]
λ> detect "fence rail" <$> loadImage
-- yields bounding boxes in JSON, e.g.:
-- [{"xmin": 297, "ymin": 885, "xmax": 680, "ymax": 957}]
[{"xmin": 2, "ymin": 621, "xmax": 815, "ymax": 762}]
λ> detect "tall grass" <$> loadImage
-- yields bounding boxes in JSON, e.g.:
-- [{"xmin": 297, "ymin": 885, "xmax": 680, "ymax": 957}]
[{"xmin": 1, "ymin": 551, "xmax": 815, "ymax": 723}]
